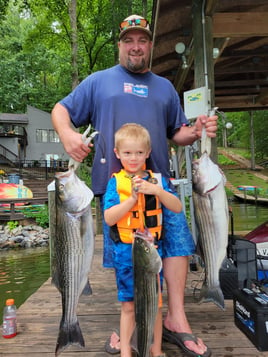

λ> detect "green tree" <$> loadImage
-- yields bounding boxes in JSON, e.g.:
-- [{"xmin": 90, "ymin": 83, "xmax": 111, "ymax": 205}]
[
  {"xmin": 0, "ymin": 0, "xmax": 9, "ymax": 20},
  {"xmin": 0, "ymin": 0, "xmax": 153, "ymax": 113},
  {"xmin": 253, "ymin": 110, "xmax": 268, "ymax": 159},
  {"xmin": 218, "ymin": 110, "xmax": 268, "ymax": 161}
]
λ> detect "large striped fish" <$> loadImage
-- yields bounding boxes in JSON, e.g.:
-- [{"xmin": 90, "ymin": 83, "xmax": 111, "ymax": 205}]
[
  {"xmin": 132, "ymin": 228, "xmax": 162, "ymax": 357},
  {"xmin": 51, "ymin": 167, "xmax": 95, "ymax": 356},
  {"xmin": 51, "ymin": 126, "xmax": 97, "ymax": 356},
  {"xmin": 192, "ymin": 127, "xmax": 229, "ymax": 310}
]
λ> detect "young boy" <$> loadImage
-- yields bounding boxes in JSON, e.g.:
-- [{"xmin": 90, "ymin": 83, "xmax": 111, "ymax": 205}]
[{"xmin": 104, "ymin": 123, "xmax": 182, "ymax": 357}]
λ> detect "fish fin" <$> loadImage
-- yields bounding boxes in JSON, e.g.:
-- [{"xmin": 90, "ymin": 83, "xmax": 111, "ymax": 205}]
[
  {"xmin": 55, "ymin": 320, "xmax": 85, "ymax": 356},
  {"xmin": 51, "ymin": 272, "xmax": 60, "ymax": 291},
  {"xmin": 198, "ymin": 284, "xmax": 225, "ymax": 311},
  {"xmin": 82, "ymin": 279, "xmax": 93, "ymax": 296},
  {"xmin": 130, "ymin": 326, "xmax": 138, "ymax": 354}
]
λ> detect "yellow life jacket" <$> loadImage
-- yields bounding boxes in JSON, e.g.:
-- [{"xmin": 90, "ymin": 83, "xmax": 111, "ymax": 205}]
[{"xmin": 110, "ymin": 169, "xmax": 163, "ymax": 244}]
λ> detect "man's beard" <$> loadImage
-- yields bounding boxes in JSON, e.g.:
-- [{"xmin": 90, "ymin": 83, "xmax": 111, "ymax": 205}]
[{"xmin": 126, "ymin": 57, "xmax": 147, "ymax": 73}]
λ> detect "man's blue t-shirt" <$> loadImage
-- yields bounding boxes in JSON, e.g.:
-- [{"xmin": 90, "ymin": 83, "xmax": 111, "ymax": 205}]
[{"xmin": 60, "ymin": 64, "xmax": 189, "ymax": 195}]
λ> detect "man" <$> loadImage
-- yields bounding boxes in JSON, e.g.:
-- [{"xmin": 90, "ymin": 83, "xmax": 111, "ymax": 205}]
[{"xmin": 51, "ymin": 14, "xmax": 217, "ymax": 357}]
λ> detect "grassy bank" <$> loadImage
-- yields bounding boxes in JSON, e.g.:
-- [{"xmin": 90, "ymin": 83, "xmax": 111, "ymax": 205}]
[{"xmin": 218, "ymin": 148, "xmax": 268, "ymax": 198}]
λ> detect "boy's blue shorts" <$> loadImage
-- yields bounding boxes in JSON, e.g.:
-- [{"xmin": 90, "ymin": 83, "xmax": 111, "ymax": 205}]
[{"xmin": 113, "ymin": 241, "xmax": 163, "ymax": 302}]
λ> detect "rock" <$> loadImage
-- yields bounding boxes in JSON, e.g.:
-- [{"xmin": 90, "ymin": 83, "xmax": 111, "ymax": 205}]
[{"xmin": 0, "ymin": 225, "xmax": 50, "ymax": 250}]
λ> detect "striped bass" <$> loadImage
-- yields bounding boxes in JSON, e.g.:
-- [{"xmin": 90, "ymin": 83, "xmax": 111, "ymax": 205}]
[
  {"xmin": 52, "ymin": 167, "xmax": 95, "ymax": 356},
  {"xmin": 132, "ymin": 229, "xmax": 162, "ymax": 357},
  {"xmin": 192, "ymin": 127, "xmax": 229, "ymax": 310}
]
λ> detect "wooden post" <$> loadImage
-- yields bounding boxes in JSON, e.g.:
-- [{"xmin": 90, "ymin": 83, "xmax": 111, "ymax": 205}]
[
  {"xmin": 254, "ymin": 187, "xmax": 258, "ymax": 204},
  {"xmin": 48, "ymin": 181, "xmax": 55, "ymax": 276},
  {"xmin": 95, "ymin": 196, "xmax": 103, "ymax": 235}
]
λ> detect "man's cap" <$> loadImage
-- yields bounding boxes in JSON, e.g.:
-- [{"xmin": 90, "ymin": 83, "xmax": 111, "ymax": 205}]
[{"xmin": 119, "ymin": 15, "xmax": 152, "ymax": 40}]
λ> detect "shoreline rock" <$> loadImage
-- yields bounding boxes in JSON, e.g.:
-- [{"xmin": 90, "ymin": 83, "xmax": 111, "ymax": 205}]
[{"xmin": 0, "ymin": 224, "xmax": 49, "ymax": 250}]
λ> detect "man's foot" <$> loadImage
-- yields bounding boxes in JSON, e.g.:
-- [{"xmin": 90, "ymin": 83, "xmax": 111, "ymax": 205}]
[
  {"xmin": 162, "ymin": 325, "xmax": 211, "ymax": 357},
  {"xmin": 105, "ymin": 330, "xmax": 120, "ymax": 355}
]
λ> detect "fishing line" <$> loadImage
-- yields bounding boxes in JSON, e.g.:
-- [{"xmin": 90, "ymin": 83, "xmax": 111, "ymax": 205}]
[
  {"xmin": 191, "ymin": 268, "xmax": 205, "ymax": 301},
  {"xmin": 92, "ymin": 131, "xmax": 107, "ymax": 164}
]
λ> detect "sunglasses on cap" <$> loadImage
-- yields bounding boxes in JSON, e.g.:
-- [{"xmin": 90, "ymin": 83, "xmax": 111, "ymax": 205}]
[{"xmin": 119, "ymin": 18, "xmax": 149, "ymax": 31}]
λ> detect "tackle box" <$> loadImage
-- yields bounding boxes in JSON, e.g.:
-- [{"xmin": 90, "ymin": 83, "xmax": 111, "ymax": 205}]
[{"xmin": 233, "ymin": 288, "xmax": 268, "ymax": 351}]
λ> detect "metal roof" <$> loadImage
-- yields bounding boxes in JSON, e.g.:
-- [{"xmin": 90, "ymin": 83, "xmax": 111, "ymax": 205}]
[{"xmin": 0, "ymin": 113, "xmax": 28, "ymax": 124}]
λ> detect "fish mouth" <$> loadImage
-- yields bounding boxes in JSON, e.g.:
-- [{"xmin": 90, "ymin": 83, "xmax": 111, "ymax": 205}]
[{"xmin": 55, "ymin": 170, "xmax": 73, "ymax": 179}]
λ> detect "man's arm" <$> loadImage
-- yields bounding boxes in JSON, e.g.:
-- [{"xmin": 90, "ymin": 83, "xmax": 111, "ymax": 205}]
[
  {"xmin": 172, "ymin": 114, "xmax": 218, "ymax": 146},
  {"xmin": 51, "ymin": 103, "xmax": 91, "ymax": 162}
]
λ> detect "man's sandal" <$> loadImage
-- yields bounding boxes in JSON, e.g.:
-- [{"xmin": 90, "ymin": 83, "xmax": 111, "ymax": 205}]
[{"xmin": 162, "ymin": 326, "xmax": 212, "ymax": 357}]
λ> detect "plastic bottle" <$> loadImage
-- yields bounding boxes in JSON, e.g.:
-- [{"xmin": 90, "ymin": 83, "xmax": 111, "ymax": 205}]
[{"xmin": 2, "ymin": 299, "xmax": 17, "ymax": 338}]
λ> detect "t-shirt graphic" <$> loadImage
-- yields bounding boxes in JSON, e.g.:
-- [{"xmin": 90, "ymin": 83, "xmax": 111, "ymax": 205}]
[{"xmin": 124, "ymin": 82, "xmax": 148, "ymax": 97}]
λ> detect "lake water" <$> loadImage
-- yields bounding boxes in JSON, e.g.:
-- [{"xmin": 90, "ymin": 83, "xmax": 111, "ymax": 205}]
[
  {"xmin": 0, "ymin": 202, "xmax": 267, "ymax": 325},
  {"xmin": 229, "ymin": 202, "xmax": 268, "ymax": 232},
  {"xmin": 0, "ymin": 247, "xmax": 50, "ymax": 323}
]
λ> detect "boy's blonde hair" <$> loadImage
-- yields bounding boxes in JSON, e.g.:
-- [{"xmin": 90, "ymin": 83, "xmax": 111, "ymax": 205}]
[{"xmin": 115, "ymin": 123, "xmax": 151, "ymax": 151}]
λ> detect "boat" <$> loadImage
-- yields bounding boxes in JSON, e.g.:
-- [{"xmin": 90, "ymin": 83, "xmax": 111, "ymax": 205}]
[
  {"xmin": 244, "ymin": 221, "xmax": 268, "ymax": 276},
  {"xmin": 0, "ymin": 183, "xmax": 33, "ymax": 207}
]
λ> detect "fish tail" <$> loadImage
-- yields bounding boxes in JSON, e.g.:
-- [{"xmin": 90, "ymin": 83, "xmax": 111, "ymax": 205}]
[
  {"xmin": 55, "ymin": 321, "xmax": 85, "ymax": 356},
  {"xmin": 82, "ymin": 279, "xmax": 93, "ymax": 296},
  {"xmin": 198, "ymin": 285, "xmax": 225, "ymax": 311}
]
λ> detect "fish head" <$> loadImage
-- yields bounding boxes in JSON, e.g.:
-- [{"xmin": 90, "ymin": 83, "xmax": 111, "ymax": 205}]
[
  {"xmin": 55, "ymin": 168, "xmax": 94, "ymax": 213},
  {"xmin": 133, "ymin": 234, "xmax": 162, "ymax": 274},
  {"xmin": 192, "ymin": 153, "xmax": 224, "ymax": 195}
]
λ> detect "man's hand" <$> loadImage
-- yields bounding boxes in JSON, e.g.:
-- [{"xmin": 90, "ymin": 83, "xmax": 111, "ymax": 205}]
[
  {"xmin": 172, "ymin": 113, "xmax": 218, "ymax": 146},
  {"xmin": 51, "ymin": 103, "xmax": 92, "ymax": 163},
  {"xmin": 61, "ymin": 130, "xmax": 91, "ymax": 163},
  {"xmin": 195, "ymin": 114, "xmax": 218, "ymax": 139}
]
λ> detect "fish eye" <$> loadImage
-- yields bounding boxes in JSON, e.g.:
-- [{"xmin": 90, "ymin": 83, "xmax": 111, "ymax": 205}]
[
  {"xmin": 59, "ymin": 184, "xmax": 64, "ymax": 191},
  {"xmin": 144, "ymin": 247, "xmax": 149, "ymax": 253}
]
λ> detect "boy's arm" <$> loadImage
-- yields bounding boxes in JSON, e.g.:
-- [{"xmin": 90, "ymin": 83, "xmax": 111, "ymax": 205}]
[
  {"xmin": 132, "ymin": 176, "xmax": 182, "ymax": 213},
  {"xmin": 104, "ymin": 195, "xmax": 137, "ymax": 226},
  {"xmin": 151, "ymin": 185, "xmax": 182, "ymax": 213}
]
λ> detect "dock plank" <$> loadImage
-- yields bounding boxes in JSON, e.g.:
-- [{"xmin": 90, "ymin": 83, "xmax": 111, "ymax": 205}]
[{"xmin": 1, "ymin": 234, "xmax": 268, "ymax": 356}]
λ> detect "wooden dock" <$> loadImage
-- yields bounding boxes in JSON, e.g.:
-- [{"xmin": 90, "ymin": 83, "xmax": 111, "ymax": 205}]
[{"xmin": 1, "ymin": 235, "xmax": 268, "ymax": 357}]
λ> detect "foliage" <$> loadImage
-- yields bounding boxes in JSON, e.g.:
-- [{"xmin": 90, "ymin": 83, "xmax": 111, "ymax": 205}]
[
  {"xmin": 0, "ymin": 0, "xmax": 8, "ymax": 20},
  {"xmin": 7, "ymin": 220, "xmax": 19, "ymax": 230},
  {"xmin": 226, "ymin": 148, "xmax": 251, "ymax": 160},
  {"xmin": 0, "ymin": 0, "xmax": 266, "ymax": 160},
  {"xmin": 224, "ymin": 169, "xmax": 268, "ymax": 198},
  {"xmin": 77, "ymin": 163, "xmax": 92, "ymax": 188},
  {"xmin": 0, "ymin": 0, "xmax": 153, "ymax": 113},
  {"xmin": 253, "ymin": 111, "xmax": 268, "ymax": 159},
  {"xmin": 218, "ymin": 154, "xmax": 236, "ymax": 166},
  {"xmin": 217, "ymin": 110, "xmax": 268, "ymax": 161},
  {"xmin": 22, "ymin": 204, "xmax": 49, "ymax": 228}
]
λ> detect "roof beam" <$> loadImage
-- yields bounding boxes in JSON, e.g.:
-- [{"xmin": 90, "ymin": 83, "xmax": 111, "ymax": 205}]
[
  {"xmin": 216, "ymin": 95, "xmax": 268, "ymax": 110},
  {"xmin": 213, "ymin": 13, "xmax": 268, "ymax": 37},
  {"xmin": 256, "ymin": 89, "xmax": 268, "ymax": 105}
]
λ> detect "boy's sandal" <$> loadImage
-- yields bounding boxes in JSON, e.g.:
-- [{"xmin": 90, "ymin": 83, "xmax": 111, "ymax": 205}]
[{"xmin": 104, "ymin": 329, "xmax": 120, "ymax": 355}]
